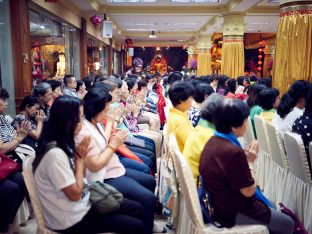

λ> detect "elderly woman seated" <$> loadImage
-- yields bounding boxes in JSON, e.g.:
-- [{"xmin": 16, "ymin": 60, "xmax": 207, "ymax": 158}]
[
  {"xmin": 183, "ymin": 93, "xmax": 223, "ymax": 183},
  {"xmin": 199, "ymin": 98, "xmax": 294, "ymax": 234}
]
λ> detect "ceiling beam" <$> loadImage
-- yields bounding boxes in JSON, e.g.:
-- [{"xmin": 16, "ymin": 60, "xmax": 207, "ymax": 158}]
[
  {"xmin": 122, "ymin": 31, "xmax": 196, "ymax": 38},
  {"xmin": 247, "ymin": 6, "xmax": 280, "ymax": 14},
  {"xmin": 86, "ymin": 0, "xmax": 101, "ymax": 12}
]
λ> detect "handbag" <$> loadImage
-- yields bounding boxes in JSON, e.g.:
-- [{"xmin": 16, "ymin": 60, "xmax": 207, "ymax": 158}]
[
  {"xmin": 15, "ymin": 144, "xmax": 36, "ymax": 162},
  {"xmin": 0, "ymin": 152, "xmax": 21, "ymax": 180},
  {"xmin": 88, "ymin": 181, "xmax": 124, "ymax": 214},
  {"xmin": 197, "ymin": 175, "xmax": 223, "ymax": 227},
  {"xmin": 279, "ymin": 203, "xmax": 308, "ymax": 234}
]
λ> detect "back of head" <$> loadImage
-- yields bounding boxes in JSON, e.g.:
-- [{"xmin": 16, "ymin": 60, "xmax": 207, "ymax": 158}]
[
  {"xmin": 277, "ymin": 80, "xmax": 310, "ymax": 118},
  {"xmin": 194, "ymin": 83, "xmax": 214, "ymax": 103},
  {"xmin": 63, "ymin": 74, "xmax": 74, "ymax": 86},
  {"xmin": 126, "ymin": 78, "xmax": 136, "ymax": 91},
  {"xmin": 258, "ymin": 77, "xmax": 272, "ymax": 88},
  {"xmin": 217, "ymin": 75, "xmax": 229, "ymax": 91},
  {"xmin": 201, "ymin": 93, "xmax": 224, "ymax": 123},
  {"xmin": 168, "ymin": 71, "xmax": 183, "ymax": 85},
  {"xmin": 32, "ymin": 82, "xmax": 51, "ymax": 98},
  {"xmin": 137, "ymin": 80, "xmax": 147, "ymax": 91},
  {"xmin": 34, "ymin": 95, "xmax": 81, "ymax": 172},
  {"xmin": 108, "ymin": 76, "xmax": 123, "ymax": 88},
  {"xmin": 20, "ymin": 95, "xmax": 40, "ymax": 111},
  {"xmin": 83, "ymin": 88, "xmax": 112, "ymax": 121},
  {"xmin": 82, "ymin": 77, "xmax": 92, "ymax": 90},
  {"xmin": 168, "ymin": 81, "xmax": 195, "ymax": 107},
  {"xmin": 259, "ymin": 87, "xmax": 279, "ymax": 110},
  {"xmin": 91, "ymin": 81, "xmax": 113, "ymax": 92},
  {"xmin": 226, "ymin": 79, "xmax": 237, "ymax": 94},
  {"xmin": 47, "ymin": 80, "xmax": 62, "ymax": 92},
  {"xmin": 247, "ymin": 83, "xmax": 266, "ymax": 108},
  {"xmin": 237, "ymin": 76, "xmax": 245, "ymax": 86},
  {"xmin": 213, "ymin": 98, "xmax": 250, "ymax": 133}
]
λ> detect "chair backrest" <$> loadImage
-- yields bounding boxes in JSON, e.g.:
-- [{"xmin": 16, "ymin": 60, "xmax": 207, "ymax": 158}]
[
  {"xmin": 22, "ymin": 156, "xmax": 58, "ymax": 234},
  {"xmin": 266, "ymin": 122, "xmax": 288, "ymax": 169},
  {"xmin": 169, "ymin": 134, "xmax": 205, "ymax": 229},
  {"xmin": 243, "ymin": 117, "xmax": 256, "ymax": 145},
  {"xmin": 284, "ymin": 132, "xmax": 312, "ymax": 183},
  {"xmin": 254, "ymin": 116, "xmax": 270, "ymax": 155}
]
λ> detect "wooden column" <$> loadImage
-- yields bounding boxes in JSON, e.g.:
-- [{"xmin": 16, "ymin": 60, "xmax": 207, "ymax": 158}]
[
  {"xmin": 108, "ymin": 38, "xmax": 113, "ymax": 76},
  {"xmin": 80, "ymin": 17, "xmax": 88, "ymax": 78},
  {"xmin": 10, "ymin": 0, "xmax": 32, "ymax": 112}
]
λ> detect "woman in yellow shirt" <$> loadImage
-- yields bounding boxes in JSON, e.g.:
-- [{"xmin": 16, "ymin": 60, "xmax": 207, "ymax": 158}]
[
  {"xmin": 183, "ymin": 93, "xmax": 224, "ymax": 183},
  {"xmin": 259, "ymin": 88, "xmax": 280, "ymax": 122},
  {"xmin": 167, "ymin": 81, "xmax": 194, "ymax": 152}
]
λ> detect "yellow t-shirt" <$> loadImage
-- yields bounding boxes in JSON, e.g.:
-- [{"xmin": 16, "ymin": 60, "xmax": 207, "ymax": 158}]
[
  {"xmin": 260, "ymin": 109, "xmax": 275, "ymax": 122},
  {"xmin": 167, "ymin": 107, "xmax": 193, "ymax": 152},
  {"xmin": 183, "ymin": 119, "xmax": 215, "ymax": 184}
]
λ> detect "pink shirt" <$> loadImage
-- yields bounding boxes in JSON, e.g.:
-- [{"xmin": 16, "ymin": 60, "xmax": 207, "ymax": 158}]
[{"xmin": 75, "ymin": 119, "xmax": 125, "ymax": 182}]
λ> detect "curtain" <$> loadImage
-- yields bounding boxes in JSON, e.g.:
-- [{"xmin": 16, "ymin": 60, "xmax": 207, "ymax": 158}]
[
  {"xmin": 273, "ymin": 10, "xmax": 312, "ymax": 95},
  {"xmin": 197, "ymin": 52, "xmax": 211, "ymax": 76},
  {"xmin": 221, "ymin": 41, "xmax": 244, "ymax": 78}
]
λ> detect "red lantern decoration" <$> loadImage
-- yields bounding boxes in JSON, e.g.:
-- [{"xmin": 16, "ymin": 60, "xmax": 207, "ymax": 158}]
[
  {"xmin": 257, "ymin": 67, "xmax": 262, "ymax": 71},
  {"xmin": 90, "ymin": 15, "xmax": 104, "ymax": 29},
  {"xmin": 258, "ymin": 48, "xmax": 263, "ymax": 53},
  {"xmin": 259, "ymin": 41, "xmax": 263, "ymax": 47},
  {"xmin": 258, "ymin": 61, "xmax": 262, "ymax": 65},
  {"xmin": 258, "ymin": 55, "xmax": 263, "ymax": 59}
]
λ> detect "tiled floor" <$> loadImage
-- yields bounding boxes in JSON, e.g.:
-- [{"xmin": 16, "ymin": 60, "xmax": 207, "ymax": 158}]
[{"xmin": 17, "ymin": 216, "xmax": 176, "ymax": 234}]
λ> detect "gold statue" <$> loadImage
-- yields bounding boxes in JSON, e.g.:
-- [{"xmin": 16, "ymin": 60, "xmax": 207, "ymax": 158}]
[{"xmin": 150, "ymin": 54, "xmax": 167, "ymax": 75}]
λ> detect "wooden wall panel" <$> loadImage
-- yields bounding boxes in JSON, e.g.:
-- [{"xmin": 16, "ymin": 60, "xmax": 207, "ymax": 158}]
[{"xmin": 10, "ymin": 0, "xmax": 32, "ymax": 112}]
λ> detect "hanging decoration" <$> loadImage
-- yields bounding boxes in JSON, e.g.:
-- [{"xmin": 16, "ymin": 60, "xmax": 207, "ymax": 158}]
[
  {"xmin": 257, "ymin": 37, "xmax": 265, "ymax": 77},
  {"xmin": 90, "ymin": 15, "xmax": 104, "ymax": 29}
]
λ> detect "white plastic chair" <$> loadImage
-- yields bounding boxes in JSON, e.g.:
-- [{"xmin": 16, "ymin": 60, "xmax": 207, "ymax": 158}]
[
  {"xmin": 266, "ymin": 122, "xmax": 288, "ymax": 169},
  {"xmin": 22, "ymin": 156, "xmax": 58, "ymax": 234},
  {"xmin": 243, "ymin": 117, "xmax": 256, "ymax": 145},
  {"xmin": 169, "ymin": 134, "xmax": 269, "ymax": 234},
  {"xmin": 284, "ymin": 132, "xmax": 312, "ymax": 183},
  {"xmin": 254, "ymin": 116, "xmax": 270, "ymax": 155}
]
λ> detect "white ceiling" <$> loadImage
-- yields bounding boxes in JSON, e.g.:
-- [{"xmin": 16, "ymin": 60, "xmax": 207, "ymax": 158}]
[{"xmin": 68, "ymin": 0, "xmax": 280, "ymax": 46}]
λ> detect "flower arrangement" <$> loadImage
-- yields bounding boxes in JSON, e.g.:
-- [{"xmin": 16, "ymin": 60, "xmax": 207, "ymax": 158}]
[{"xmin": 190, "ymin": 59, "xmax": 197, "ymax": 70}]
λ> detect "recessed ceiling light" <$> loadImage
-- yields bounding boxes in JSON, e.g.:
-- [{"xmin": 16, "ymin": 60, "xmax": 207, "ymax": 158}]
[
  {"xmin": 171, "ymin": 0, "xmax": 220, "ymax": 2},
  {"xmin": 247, "ymin": 29, "xmax": 255, "ymax": 31},
  {"xmin": 107, "ymin": 0, "xmax": 157, "ymax": 2},
  {"xmin": 177, "ymin": 39, "xmax": 186, "ymax": 42},
  {"xmin": 163, "ymin": 28, "xmax": 194, "ymax": 31}
]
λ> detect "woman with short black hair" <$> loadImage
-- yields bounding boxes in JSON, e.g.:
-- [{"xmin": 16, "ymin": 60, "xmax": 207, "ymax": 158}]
[
  {"xmin": 167, "ymin": 81, "xmax": 195, "ymax": 152},
  {"xmin": 199, "ymin": 98, "xmax": 294, "ymax": 234},
  {"xmin": 259, "ymin": 88, "xmax": 280, "ymax": 122},
  {"xmin": 187, "ymin": 83, "xmax": 214, "ymax": 127},
  {"xmin": 12, "ymin": 95, "xmax": 44, "ymax": 149}
]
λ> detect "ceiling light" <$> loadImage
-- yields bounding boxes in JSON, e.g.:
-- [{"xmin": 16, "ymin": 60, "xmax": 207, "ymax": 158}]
[
  {"xmin": 247, "ymin": 29, "xmax": 255, "ymax": 31},
  {"xmin": 149, "ymin": 31, "xmax": 157, "ymax": 38},
  {"xmin": 251, "ymin": 22, "xmax": 269, "ymax": 25},
  {"xmin": 40, "ymin": 25, "xmax": 45, "ymax": 29},
  {"xmin": 165, "ymin": 22, "xmax": 200, "ymax": 26},
  {"xmin": 127, "ymin": 28, "xmax": 151, "ymax": 31},
  {"xmin": 107, "ymin": 0, "xmax": 157, "ymax": 2},
  {"xmin": 171, "ymin": 0, "xmax": 221, "ymax": 2},
  {"xmin": 268, "ymin": 0, "xmax": 279, "ymax": 3},
  {"xmin": 177, "ymin": 39, "xmax": 186, "ymax": 42},
  {"xmin": 156, "ymin": 46, "xmax": 161, "ymax": 51},
  {"xmin": 122, "ymin": 22, "xmax": 156, "ymax": 26}
]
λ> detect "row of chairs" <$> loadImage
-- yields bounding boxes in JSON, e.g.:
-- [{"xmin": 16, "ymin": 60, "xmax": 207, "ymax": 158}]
[
  {"xmin": 242, "ymin": 115, "xmax": 312, "ymax": 233},
  {"xmin": 157, "ymin": 128, "xmax": 269, "ymax": 234}
]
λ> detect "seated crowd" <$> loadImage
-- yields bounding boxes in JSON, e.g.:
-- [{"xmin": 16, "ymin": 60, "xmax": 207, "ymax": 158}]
[{"xmin": 0, "ymin": 70, "xmax": 311, "ymax": 234}]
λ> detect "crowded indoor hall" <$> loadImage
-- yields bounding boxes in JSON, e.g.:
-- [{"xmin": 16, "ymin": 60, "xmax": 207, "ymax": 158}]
[{"xmin": 0, "ymin": 0, "xmax": 312, "ymax": 233}]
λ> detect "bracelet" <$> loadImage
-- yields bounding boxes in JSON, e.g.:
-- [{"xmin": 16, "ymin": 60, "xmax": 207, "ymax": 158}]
[{"xmin": 107, "ymin": 144, "xmax": 116, "ymax": 153}]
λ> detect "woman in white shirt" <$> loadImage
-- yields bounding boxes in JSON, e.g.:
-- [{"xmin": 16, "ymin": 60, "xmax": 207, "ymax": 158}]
[
  {"xmin": 33, "ymin": 96, "xmax": 144, "ymax": 234},
  {"xmin": 272, "ymin": 80, "xmax": 310, "ymax": 137}
]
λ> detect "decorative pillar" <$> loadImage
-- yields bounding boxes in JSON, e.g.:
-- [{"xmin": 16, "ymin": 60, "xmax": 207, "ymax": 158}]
[
  {"xmin": 263, "ymin": 45, "xmax": 275, "ymax": 78},
  {"xmin": 187, "ymin": 45, "xmax": 198, "ymax": 76},
  {"xmin": 196, "ymin": 36, "xmax": 212, "ymax": 76},
  {"xmin": 108, "ymin": 38, "xmax": 113, "ymax": 76},
  {"xmin": 272, "ymin": 1, "xmax": 312, "ymax": 94},
  {"xmin": 221, "ymin": 14, "xmax": 245, "ymax": 78}
]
